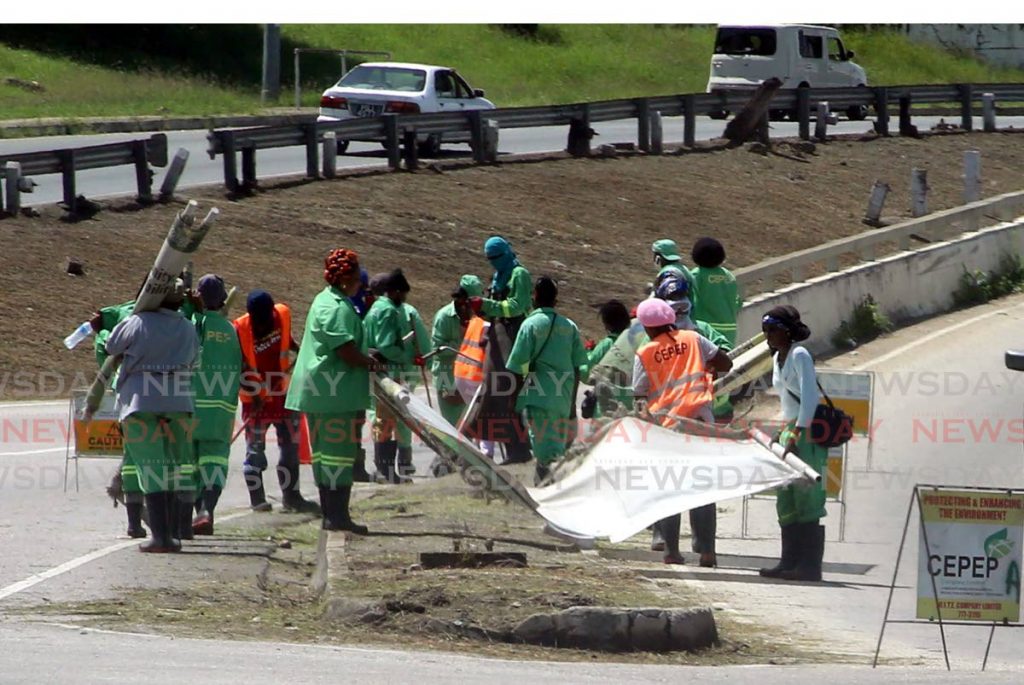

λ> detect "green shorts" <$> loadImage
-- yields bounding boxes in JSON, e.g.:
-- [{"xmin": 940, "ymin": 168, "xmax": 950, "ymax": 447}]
[
  {"xmin": 307, "ymin": 412, "xmax": 361, "ymax": 488},
  {"xmin": 121, "ymin": 412, "xmax": 194, "ymax": 494}
]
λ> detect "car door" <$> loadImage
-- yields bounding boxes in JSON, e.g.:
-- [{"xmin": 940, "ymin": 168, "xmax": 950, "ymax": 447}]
[
  {"xmin": 451, "ymin": 72, "xmax": 491, "ymax": 111},
  {"xmin": 796, "ymin": 30, "xmax": 826, "ymax": 87}
]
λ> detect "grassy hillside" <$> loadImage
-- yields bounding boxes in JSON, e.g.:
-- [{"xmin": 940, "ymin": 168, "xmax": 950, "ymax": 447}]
[{"xmin": 2, "ymin": 24, "xmax": 1024, "ymax": 120}]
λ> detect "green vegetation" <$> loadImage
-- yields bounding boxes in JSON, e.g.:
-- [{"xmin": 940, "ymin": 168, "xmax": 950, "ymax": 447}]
[
  {"xmin": 952, "ymin": 254, "xmax": 1024, "ymax": 307},
  {"xmin": 831, "ymin": 295, "xmax": 893, "ymax": 349},
  {"xmin": 2, "ymin": 25, "xmax": 1024, "ymax": 120}
]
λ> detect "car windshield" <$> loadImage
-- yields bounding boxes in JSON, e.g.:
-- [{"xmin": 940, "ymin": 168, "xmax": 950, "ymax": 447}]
[
  {"xmin": 337, "ymin": 66, "xmax": 427, "ymax": 92},
  {"xmin": 714, "ymin": 28, "xmax": 777, "ymax": 56}
]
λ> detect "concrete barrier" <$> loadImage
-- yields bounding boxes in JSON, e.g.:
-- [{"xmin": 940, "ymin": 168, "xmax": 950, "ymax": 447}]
[{"xmin": 738, "ymin": 217, "xmax": 1024, "ymax": 353}]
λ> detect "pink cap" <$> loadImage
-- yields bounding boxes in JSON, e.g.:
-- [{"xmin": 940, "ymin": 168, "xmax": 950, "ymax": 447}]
[{"xmin": 636, "ymin": 298, "xmax": 676, "ymax": 327}]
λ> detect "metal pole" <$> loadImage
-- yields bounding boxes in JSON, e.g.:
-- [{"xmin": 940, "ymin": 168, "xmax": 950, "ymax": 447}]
[
  {"xmin": 982, "ymin": 92, "xmax": 996, "ymax": 133},
  {"xmin": 872, "ymin": 488, "xmax": 918, "ymax": 668},
  {"xmin": 814, "ymin": 101, "xmax": 829, "ymax": 141},
  {"xmin": 294, "ymin": 49, "xmax": 301, "ymax": 110},
  {"xmin": 322, "ymin": 131, "xmax": 337, "ymax": 178},
  {"xmin": 261, "ymin": 24, "xmax": 281, "ymax": 106},
  {"xmin": 159, "ymin": 148, "xmax": 189, "ymax": 201},
  {"xmin": 982, "ymin": 622, "xmax": 997, "ymax": 670},
  {"xmin": 916, "ymin": 487, "xmax": 951, "ymax": 671}
]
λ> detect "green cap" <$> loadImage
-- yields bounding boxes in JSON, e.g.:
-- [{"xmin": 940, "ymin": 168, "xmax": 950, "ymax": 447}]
[
  {"xmin": 652, "ymin": 239, "xmax": 682, "ymax": 262},
  {"xmin": 459, "ymin": 274, "xmax": 483, "ymax": 297}
]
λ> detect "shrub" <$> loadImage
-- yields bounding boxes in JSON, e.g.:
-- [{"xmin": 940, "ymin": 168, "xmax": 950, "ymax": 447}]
[{"xmin": 831, "ymin": 295, "xmax": 893, "ymax": 349}]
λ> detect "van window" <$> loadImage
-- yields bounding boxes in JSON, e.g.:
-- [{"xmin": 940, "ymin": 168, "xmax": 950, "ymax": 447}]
[
  {"xmin": 828, "ymin": 37, "xmax": 846, "ymax": 61},
  {"xmin": 799, "ymin": 33, "xmax": 824, "ymax": 59},
  {"xmin": 714, "ymin": 28, "xmax": 777, "ymax": 56}
]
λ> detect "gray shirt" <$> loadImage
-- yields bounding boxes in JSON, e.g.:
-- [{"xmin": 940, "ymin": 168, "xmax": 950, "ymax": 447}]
[{"xmin": 105, "ymin": 308, "xmax": 200, "ymax": 421}]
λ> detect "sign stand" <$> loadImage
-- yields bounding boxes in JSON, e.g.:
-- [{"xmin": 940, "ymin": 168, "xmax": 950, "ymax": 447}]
[
  {"xmin": 873, "ymin": 484, "xmax": 1024, "ymax": 671},
  {"xmin": 64, "ymin": 387, "xmax": 124, "ymax": 493}
]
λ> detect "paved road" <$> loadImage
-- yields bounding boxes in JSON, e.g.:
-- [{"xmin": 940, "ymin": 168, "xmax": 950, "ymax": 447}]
[{"xmin": 3, "ymin": 114, "xmax": 1017, "ymax": 208}]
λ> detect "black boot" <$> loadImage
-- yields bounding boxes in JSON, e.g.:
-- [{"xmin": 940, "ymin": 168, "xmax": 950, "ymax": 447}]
[
  {"xmin": 140, "ymin": 492, "xmax": 178, "ymax": 553},
  {"xmin": 125, "ymin": 494, "xmax": 147, "ymax": 539},
  {"xmin": 396, "ymin": 446, "xmax": 416, "ymax": 480},
  {"xmin": 279, "ymin": 460, "xmax": 321, "ymax": 515},
  {"xmin": 337, "ymin": 485, "xmax": 368, "ymax": 535},
  {"xmin": 192, "ymin": 487, "xmax": 220, "ymax": 536},
  {"xmin": 780, "ymin": 523, "xmax": 825, "ymax": 582},
  {"xmin": 172, "ymin": 494, "xmax": 194, "ymax": 541},
  {"xmin": 689, "ymin": 504, "xmax": 718, "ymax": 567},
  {"xmin": 246, "ymin": 471, "xmax": 273, "ymax": 512},
  {"xmin": 760, "ymin": 524, "xmax": 801, "ymax": 578},
  {"xmin": 352, "ymin": 447, "xmax": 372, "ymax": 483},
  {"xmin": 659, "ymin": 514, "xmax": 684, "ymax": 565},
  {"xmin": 373, "ymin": 441, "xmax": 398, "ymax": 484}
]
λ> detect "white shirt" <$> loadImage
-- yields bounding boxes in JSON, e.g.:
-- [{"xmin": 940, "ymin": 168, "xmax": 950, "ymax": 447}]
[{"xmin": 772, "ymin": 345, "xmax": 820, "ymax": 428}]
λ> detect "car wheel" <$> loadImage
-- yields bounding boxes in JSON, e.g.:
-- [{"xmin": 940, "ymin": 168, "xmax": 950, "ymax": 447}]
[
  {"xmin": 846, "ymin": 104, "xmax": 868, "ymax": 121},
  {"xmin": 708, "ymin": 110, "xmax": 730, "ymax": 120},
  {"xmin": 417, "ymin": 135, "xmax": 442, "ymax": 158},
  {"xmin": 336, "ymin": 140, "xmax": 350, "ymax": 154}
]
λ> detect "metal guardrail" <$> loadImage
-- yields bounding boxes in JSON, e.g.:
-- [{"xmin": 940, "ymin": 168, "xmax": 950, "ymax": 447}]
[
  {"xmin": 204, "ymin": 82, "xmax": 1024, "ymax": 193},
  {"xmin": 0, "ymin": 133, "xmax": 169, "ymax": 216},
  {"xmin": 735, "ymin": 190, "xmax": 1024, "ymax": 296}
]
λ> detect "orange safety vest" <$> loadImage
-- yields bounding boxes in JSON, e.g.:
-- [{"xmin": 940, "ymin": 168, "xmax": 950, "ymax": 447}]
[
  {"xmin": 636, "ymin": 329, "xmax": 713, "ymax": 428},
  {"xmin": 234, "ymin": 303, "xmax": 293, "ymax": 404},
  {"xmin": 453, "ymin": 316, "xmax": 487, "ymax": 384}
]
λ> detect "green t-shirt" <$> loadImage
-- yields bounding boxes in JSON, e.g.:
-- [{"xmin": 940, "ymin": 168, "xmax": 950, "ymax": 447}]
[
  {"xmin": 481, "ymin": 265, "xmax": 532, "ymax": 319},
  {"xmin": 430, "ymin": 301, "xmax": 463, "ymax": 395},
  {"xmin": 690, "ymin": 265, "xmax": 742, "ymax": 346},
  {"xmin": 285, "ymin": 286, "xmax": 370, "ymax": 414},
  {"xmin": 506, "ymin": 307, "xmax": 588, "ymax": 417},
  {"xmin": 364, "ymin": 297, "xmax": 413, "ymax": 382},
  {"xmin": 94, "ymin": 300, "xmax": 135, "ymax": 367},
  {"xmin": 191, "ymin": 310, "xmax": 242, "ymax": 441},
  {"xmin": 580, "ymin": 334, "xmax": 616, "ymax": 384}
]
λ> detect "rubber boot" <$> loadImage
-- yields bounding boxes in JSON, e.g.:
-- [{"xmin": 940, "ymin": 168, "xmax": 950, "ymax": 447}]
[
  {"xmin": 659, "ymin": 514, "xmax": 684, "ymax": 565},
  {"xmin": 781, "ymin": 523, "xmax": 824, "ymax": 582},
  {"xmin": 172, "ymin": 494, "xmax": 194, "ymax": 541},
  {"xmin": 759, "ymin": 524, "xmax": 801, "ymax": 578},
  {"xmin": 352, "ymin": 446, "xmax": 372, "ymax": 483},
  {"xmin": 374, "ymin": 441, "xmax": 398, "ymax": 484},
  {"xmin": 689, "ymin": 504, "xmax": 718, "ymax": 567},
  {"xmin": 650, "ymin": 525, "xmax": 665, "ymax": 552},
  {"xmin": 246, "ymin": 471, "xmax": 273, "ymax": 512},
  {"xmin": 337, "ymin": 485, "xmax": 368, "ymax": 535},
  {"xmin": 125, "ymin": 493, "xmax": 147, "ymax": 539},
  {"xmin": 396, "ymin": 446, "xmax": 415, "ymax": 482},
  {"xmin": 533, "ymin": 461, "xmax": 551, "ymax": 487},
  {"xmin": 140, "ymin": 492, "xmax": 178, "ymax": 553},
  {"xmin": 279, "ymin": 461, "xmax": 321, "ymax": 515},
  {"xmin": 192, "ymin": 487, "xmax": 220, "ymax": 536}
]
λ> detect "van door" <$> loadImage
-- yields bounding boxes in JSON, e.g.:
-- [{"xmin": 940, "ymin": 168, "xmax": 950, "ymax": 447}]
[
  {"xmin": 826, "ymin": 35, "xmax": 859, "ymax": 87},
  {"xmin": 795, "ymin": 29, "xmax": 826, "ymax": 87}
]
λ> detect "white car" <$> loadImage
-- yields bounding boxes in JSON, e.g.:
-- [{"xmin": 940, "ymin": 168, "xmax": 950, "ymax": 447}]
[{"xmin": 317, "ymin": 61, "xmax": 496, "ymax": 156}]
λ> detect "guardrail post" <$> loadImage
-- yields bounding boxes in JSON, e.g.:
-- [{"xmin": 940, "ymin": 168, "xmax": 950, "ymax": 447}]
[
  {"xmin": 131, "ymin": 139, "xmax": 153, "ymax": 204},
  {"xmin": 294, "ymin": 49, "xmax": 302, "ymax": 110},
  {"xmin": 3, "ymin": 162, "xmax": 20, "ymax": 217},
  {"xmin": 911, "ymin": 168, "xmax": 928, "ymax": 217},
  {"xmin": 963, "ymin": 150, "xmax": 981, "ymax": 204},
  {"xmin": 402, "ymin": 129, "xmax": 419, "ymax": 171},
  {"xmin": 982, "ymin": 92, "xmax": 996, "ymax": 132},
  {"xmin": 158, "ymin": 148, "xmax": 189, "ymax": 201},
  {"xmin": 683, "ymin": 95, "xmax": 696, "ymax": 147},
  {"xmin": 482, "ymin": 119, "xmax": 499, "ymax": 163},
  {"xmin": 303, "ymin": 123, "xmax": 319, "ymax": 179},
  {"xmin": 797, "ymin": 87, "xmax": 811, "ymax": 141},
  {"xmin": 567, "ymin": 104, "xmax": 592, "ymax": 157},
  {"xmin": 814, "ymin": 101, "xmax": 829, "ymax": 141},
  {"xmin": 874, "ymin": 87, "xmax": 889, "ymax": 136},
  {"xmin": 650, "ymin": 111, "xmax": 663, "ymax": 155},
  {"xmin": 863, "ymin": 180, "xmax": 890, "ymax": 227},
  {"xmin": 469, "ymin": 110, "xmax": 485, "ymax": 164},
  {"xmin": 899, "ymin": 94, "xmax": 916, "ymax": 136},
  {"xmin": 384, "ymin": 115, "xmax": 401, "ymax": 170},
  {"xmin": 958, "ymin": 84, "xmax": 974, "ymax": 132},
  {"xmin": 221, "ymin": 131, "xmax": 239, "ymax": 194},
  {"xmin": 241, "ymin": 144, "xmax": 257, "ymax": 191},
  {"xmin": 60, "ymin": 149, "xmax": 77, "ymax": 214},
  {"xmin": 322, "ymin": 131, "xmax": 337, "ymax": 179},
  {"xmin": 637, "ymin": 99, "xmax": 651, "ymax": 152}
]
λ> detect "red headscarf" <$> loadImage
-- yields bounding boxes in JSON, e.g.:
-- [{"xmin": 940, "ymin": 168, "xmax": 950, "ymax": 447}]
[{"xmin": 324, "ymin": 248, "xmax": 360, "ymax": 288}]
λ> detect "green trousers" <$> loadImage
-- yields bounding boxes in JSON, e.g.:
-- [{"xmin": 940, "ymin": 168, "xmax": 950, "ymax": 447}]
[
  {"xmin": 120, "ymin": 412, "xmax": 194, "ymax": 494},
  {"xmin": 195, "ymin": 439, "xmax": 230, "ymax": 491},
  {"xmin": 307, "ymin": 412, "xmax": 360, "ymax": 488},
  {"xmin": 775, "ymin": 423, "xmax": 828, "ymax": 526},
  {"xmin": 436, "ymin": 383, "xmax": 465, "ymax": 426},
  {"xmin": 526, "ymin": 407, "xmax": 571, "ymax": 466}
]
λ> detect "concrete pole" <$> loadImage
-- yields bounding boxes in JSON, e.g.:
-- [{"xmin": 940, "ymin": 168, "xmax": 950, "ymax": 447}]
[
  {"xmin": 982, "ymin": 92, "xmax": 996, "ymax": 133},
  {"xmin": 963, "ymin": 150, "xmax": 981, "ymax": 204},
  {"xmin": 483, "ymin": 119, "xmax": 499, "ymax": 163},
  {"xmin": 814, "ymin": 101, "xmax": 830, "ymax": 141},
  {"xmin": 863, "ymin": 180, "xmax": 890, "ymax": 226},
  {"xmin": 322, "ymin": 131, "xmax": 337, "ymax": 179},
  {"xmin": 650, "ymin": 111, "xmax": 663, "ymax": 155},
  {"xmin": 261, "ymin": 24, "xmax": 281, "ymax": 106},
  {"xmin": 158, "ymin": 148, "xmax": 189, "ymax": 201},
  {"xmin": 911, "ymin": 168, "xmax": 928, "ymax": 218},
  {"xmin": 3, "ymin": 162, "xmax": 20, "ymax": 216}
]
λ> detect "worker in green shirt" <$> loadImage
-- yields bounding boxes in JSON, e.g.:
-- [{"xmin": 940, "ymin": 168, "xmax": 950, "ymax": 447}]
[
  {"xmin": 431, "ymin": 274, "xmax": 482, "ymax": 427},
  {"xmin": 91, "ymin": 300, "xmax": 136, "ymax": 368},
  {"xmin": 506, "ymin": 276, "xmax": 588, "ymax": 485},
  {"xmin": 285, "ymin": 248, "xmax": 382, "ymax": 534},
  {"xmin": 465, "ymin": 236, "xmax": 534, "ymax": 464},
  {"xmin": 364, "ymin": 269, "xmax": 422, "ymax": 483},
  {"xmin": 651, "ymin": 239, "xmax": 695, "ymax": 302},
  {"xmin": 189, "ymin": 275, "xmax": 242, "ymax": 537},
  {"xmin": 580, "ymin": 300, "xmax": 633, "ymax": 420},
  {"xmin": 690, "ymin": 237, "xmax": 742, "ymax": 347}
]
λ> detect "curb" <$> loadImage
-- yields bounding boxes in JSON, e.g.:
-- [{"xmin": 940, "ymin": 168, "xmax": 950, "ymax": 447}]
[{"xmin": 0, "ymin": 112, "xmax": 317, "ymax": 139}]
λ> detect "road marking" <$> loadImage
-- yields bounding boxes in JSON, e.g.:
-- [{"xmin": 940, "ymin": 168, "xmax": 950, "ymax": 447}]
[
  {"xmin": 0, "ymin": 400, "xmax": 67, "ymax": 409},
  {"xmin": 852, "ymin": 301, "xmax": 1024, "ymax": 372},
  {"xmin": 0, "ymin": 510, "xmax": 251, "ymax": 602},
  {"xmin": 0, "ymin": 447, "xmax": 67, "ymax": 457}
]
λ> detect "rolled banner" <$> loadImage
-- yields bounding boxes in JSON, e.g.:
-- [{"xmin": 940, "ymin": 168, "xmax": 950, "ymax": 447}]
[
  {"xmin": 747, "ymin": 426, "xmax": 822, "ymax": 483},
  {"xmin": 83, "ymin": 201, "xmax": 219, "ymax": 420},
  {"xmin": 713, "ymin": 339, "xmax": 772, "ymax": 397}
]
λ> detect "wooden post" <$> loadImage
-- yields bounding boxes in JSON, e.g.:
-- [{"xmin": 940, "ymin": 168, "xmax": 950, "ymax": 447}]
[
  {"xmin": 814, "ymin": 101, "xmax": 830, "ymax": 141},
  {"xmin": 899, "ymin": 94, "xmax": 917, "ymax": 137},
  {"xmin": 637, "ymin": 99, "xmax": 651, "ymax": 152},
  {"xmin": 303, "ymin": 123, "xmax": 319, "ymax": 179},
  {"xmin": 3, "ymin": 161, "xmax": 21, "ymax": 216},
  {"xmin": 863, "ymin": 180, "xmax": 890, "ymax": 227},
  {"xmin": 797, "ymin": 87, "xmax": 811, "ymax": 141},
  {"xmin": 683, "ymin": 95, "xmax": 696, "ymax": 147},
  {"xmin": 482, "ymin": 119, "xmax": 499, "ymax": 163},
  {"xmin": 874, "ymin": 87, "xmax": 890, "ymax": 136},
  {"xmin": 402, "ymin": 129, "xmax": 419, "ymax": 171},
  {"xmin": 158, "ymin": 148, "xmax": 189, "ymax": 201},
  {"xmin": 567, "ymin": 104, "xmax": 592, "ymax": 157},
  {"xmin": 241, "ymin": 144, "xmax": 257, "ymax": 190},
  {"xmin": 650, "ymin": 110, "xmax": 663, "ymax": 155},
  {"xmin": 958, "ymin": 84, "xmax": 974, "ymax": 132},
  {"xmin": 384, "ymin": 115, "xmax": 401, "ymax": 170},
  {"xmin": 963, "ymin": 150, "xmax": 981, "ymax": 204},
  {"xmin": 132, "ymin": 139, "xmax": 153, "ymax": 204},
  {"xmin": 60, "ymin": 149, "xmax": 77, "ymax": 214},
  {"xmin": 221, "ymin": 131, "xmax": 239, "ymax": 194},
  {"xmin": 982, "ymin": 92, "xmax": 996, "ymax": 132},
  {"xmin": 322, "ymin": 131, "xmax": 337, "ymax": 179},
  {"xmin": 911, "ymin": 168, "xmax": 928, "ymax": 218}
]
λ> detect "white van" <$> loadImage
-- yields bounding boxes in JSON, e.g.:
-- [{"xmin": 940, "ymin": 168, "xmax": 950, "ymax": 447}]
[{"xmin": 706, "ymin": 24, "xmax": 868, "ymax": 121}]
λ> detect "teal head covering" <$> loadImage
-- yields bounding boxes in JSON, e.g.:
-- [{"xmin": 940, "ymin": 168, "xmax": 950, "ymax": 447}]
[{"xmin": 484, "ymin": 236, "xmax": 519, "ymax": 293}]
